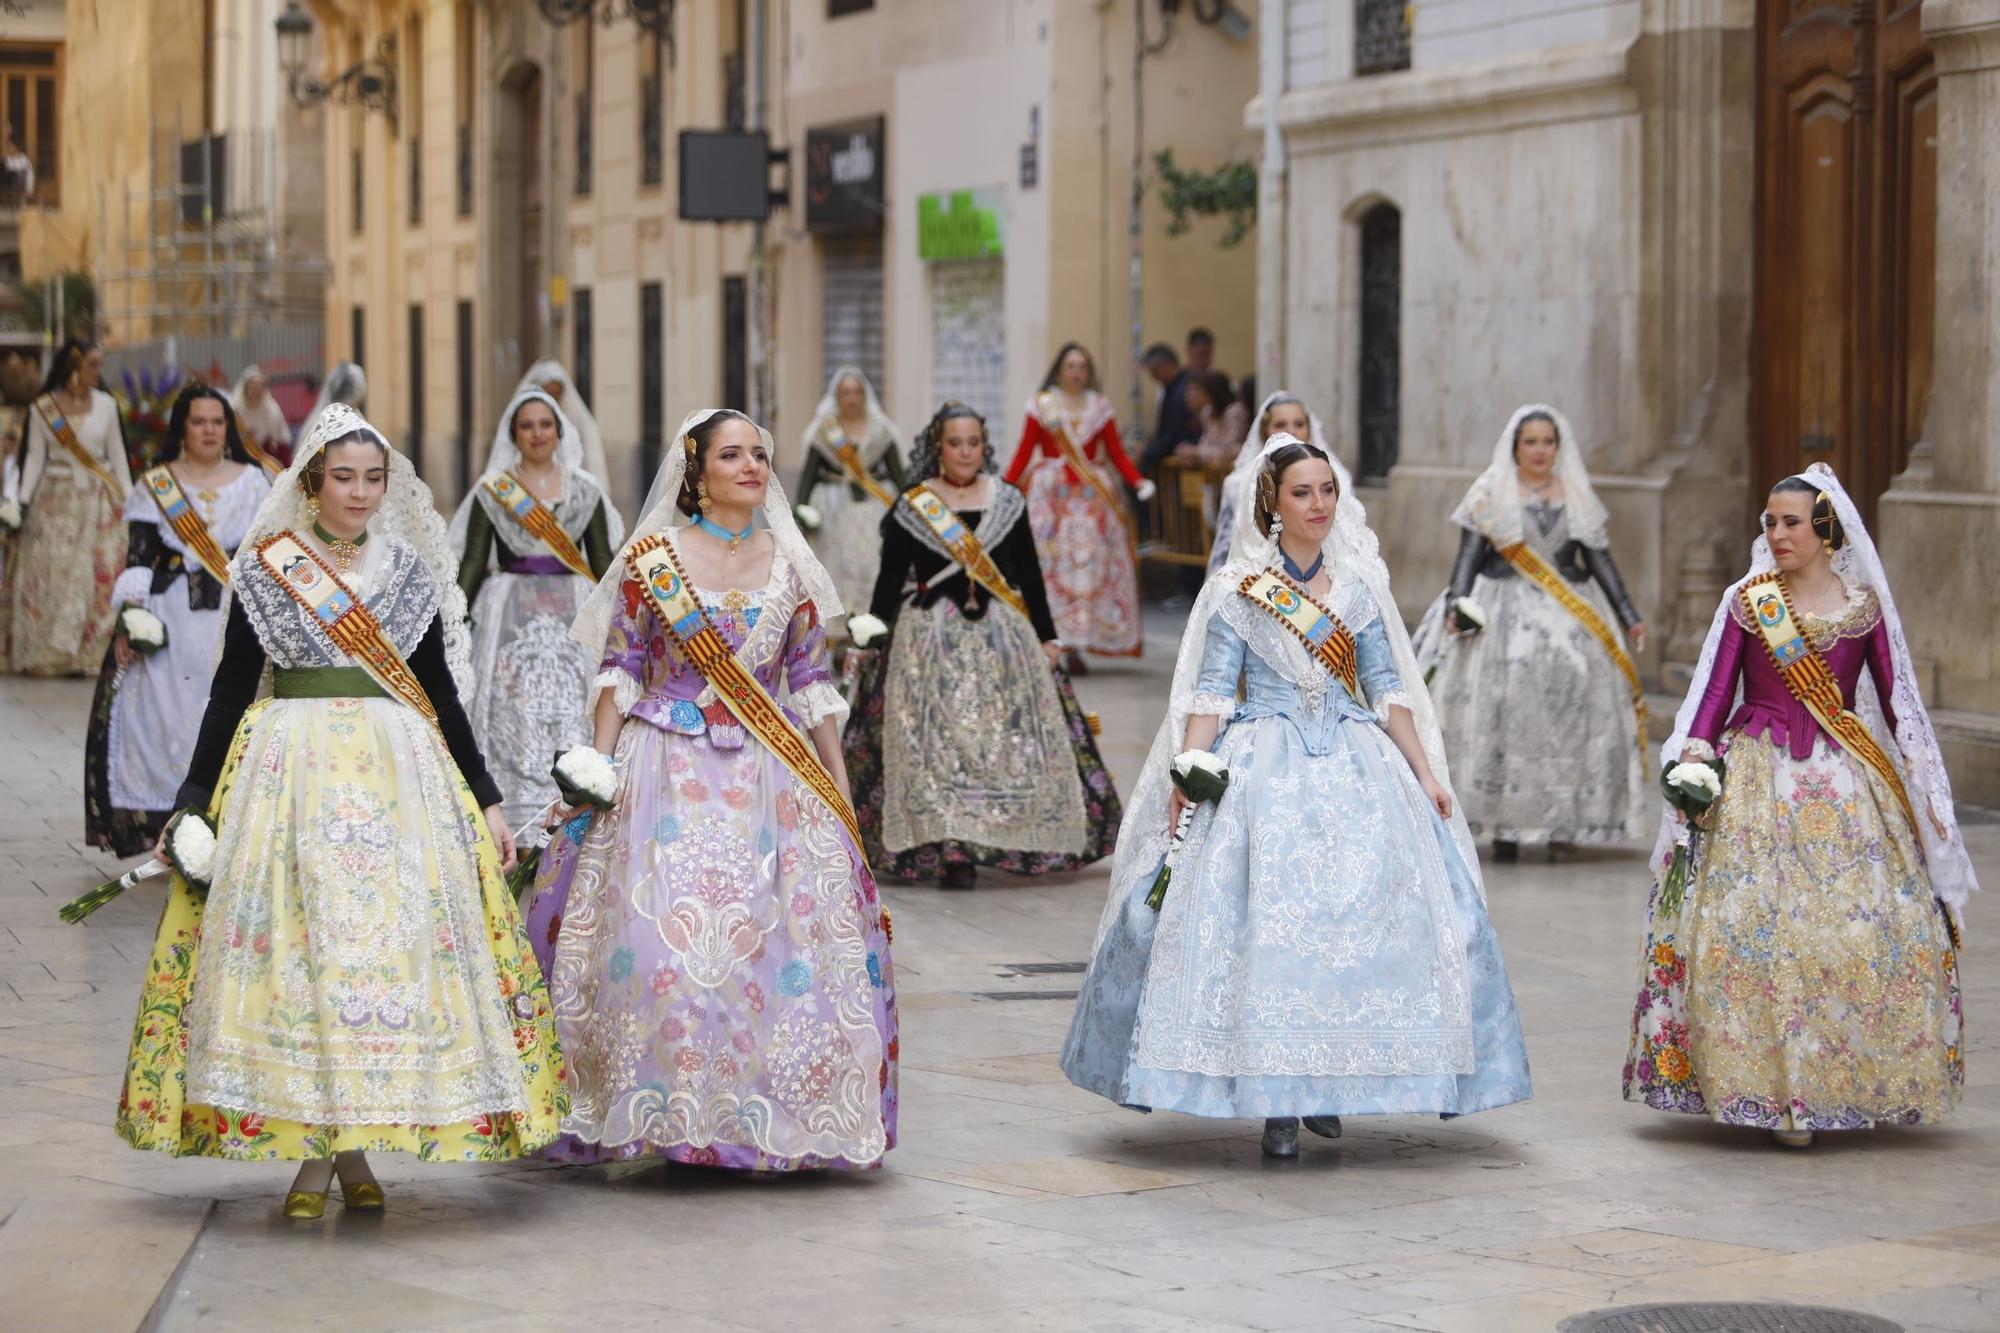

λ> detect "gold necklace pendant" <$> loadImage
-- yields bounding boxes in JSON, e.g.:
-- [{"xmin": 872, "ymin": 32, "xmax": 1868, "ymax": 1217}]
[{"xmin": 329, "ymin": 539, "xmax": 360, "ymax": 575}]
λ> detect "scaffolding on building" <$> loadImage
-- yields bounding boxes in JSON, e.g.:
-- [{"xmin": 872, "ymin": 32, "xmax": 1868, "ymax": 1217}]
[{"xmin": 94, "ymin": 112, "xmax": 328, "ymax": 347}]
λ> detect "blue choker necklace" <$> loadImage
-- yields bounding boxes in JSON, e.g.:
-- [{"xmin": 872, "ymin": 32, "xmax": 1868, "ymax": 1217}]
[
  {"xmin": 1281, "ymin": 547, "xmax": 1325, "ymax": 584},
  {"xmin": 696, "ymin": 514, "xmax": 754, "ymax": 553}
]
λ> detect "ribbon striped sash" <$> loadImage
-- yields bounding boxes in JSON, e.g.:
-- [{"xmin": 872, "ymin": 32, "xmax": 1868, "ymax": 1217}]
[
  {"xmin": 1237, "ymin": 570, "xmax": 1358, "ymax": 695},
  {"xmin": 142, "ymin": 467, "xmax": 233, "ymax": 587},
  {"xmin": 625, "ymin": 533, "xmax": 867, "ymax": 851},
  {"xmin": 821, "ymin": 422, "xmax": 897, "ymax": 508},
  {"xmin": 256, "ymin": 532, "xmax": 438, "ymax": 724},
  {"xmin": 483, "ymin": 472, "xmax": 594, "ymax": 579},
  {"xmin": 240, "ymin": 434, "xmax": 284, "ymax": 477},
  {"xmin": 902, "ymin": 485, "xmax": 1032, "ymax": 622},
  {"xmin": 33, "ymin": 394, "xmax": 127, "ymax": 502},
  {"xmin": 1500, "ymin": 541, "xmax": 1648, "ymax": 757},
  {"xmin": 1742, "ymin": 572, "xmax": 1917, "ymax": 833},
  {"xmin": 1035, "ymin": 391, "xmax": 1136, "ymax": 546}
]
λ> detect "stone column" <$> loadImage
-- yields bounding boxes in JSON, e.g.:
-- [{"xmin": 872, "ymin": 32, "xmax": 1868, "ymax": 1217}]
[{"xmin": 1876, "ymin": 0, "xmax": 2000, "ymax": 803}]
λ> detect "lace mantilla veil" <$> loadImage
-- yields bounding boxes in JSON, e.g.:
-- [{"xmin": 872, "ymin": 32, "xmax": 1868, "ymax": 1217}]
[
  {"xmin": 1216, "ymin": 391, "xmax": 1372, "ymax": 562},
  {"xmin": 1451, "ymin": 402, "xmax": 1611, "ymax": 550},
  {"xmin": 802, "ymin": 366, "xmax": 901, "ymax": 467},
  {"xmin": 1090, "ymin": 432, "xmax": 1483, "ymax": 952},
  {"xmin": 445, "ymin": 387, "xmax": 627, "ymax": 558},
  {"xmin": 1654, "ymin": 462, "xmax": 1977, "ymax": 919},
  {"xmin": 516, "ymin": 359, "xmax": 613, "ymax": 487},
  {"xmin": 569, "ymin": 407, "xmax": 845, "ymax": 678},
  {"xmin": 229, "ymin": 402, "xmax": 476, "ymax": 697}
]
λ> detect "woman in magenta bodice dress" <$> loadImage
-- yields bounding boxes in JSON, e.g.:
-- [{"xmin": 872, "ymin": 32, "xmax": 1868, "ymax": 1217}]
[{"xmin": 1624, "ymin": 465, "xmax": 1976, "ymax": 1147}]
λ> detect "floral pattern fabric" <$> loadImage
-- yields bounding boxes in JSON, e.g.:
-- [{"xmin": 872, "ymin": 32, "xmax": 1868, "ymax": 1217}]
[
  {"xmin": 523, "ymin": 549, "xmax": 897, "ymax": 1170},
  {"xmin": 1624, "ymin": 598, "xmax": 1962, "ymax": 1131},
  {"xmin": 7, "ymin": 392, "xmax": 128, "ymax": 675}
]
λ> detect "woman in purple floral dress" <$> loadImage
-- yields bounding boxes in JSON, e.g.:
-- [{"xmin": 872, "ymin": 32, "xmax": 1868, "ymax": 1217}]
[{"xmin": 525, "ymin": 408, "xmax": 896, "ymax": 1172}]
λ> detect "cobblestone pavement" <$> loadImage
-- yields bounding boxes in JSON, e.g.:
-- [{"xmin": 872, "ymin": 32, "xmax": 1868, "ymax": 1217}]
[{"xmin": 4, "ymin": 623, "xmax": 1999, "ymax": 1332}]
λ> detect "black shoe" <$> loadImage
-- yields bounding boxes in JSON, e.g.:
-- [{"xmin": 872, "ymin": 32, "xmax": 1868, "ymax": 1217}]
[
  {"xmin": 1494, "ymin": 840, "xmax": 1519, "ymax": 863},
  {"xmin": 938, "ymin": 864, "xmax": 976, "ymax": 891},
  {"xmin": 1261, "ymin": 1117, "xmax": 1299, "ymax": 1157},
  {"xmin": 1301, "ymin": 1115, "xmax": 1342, "ymax": 1139}
]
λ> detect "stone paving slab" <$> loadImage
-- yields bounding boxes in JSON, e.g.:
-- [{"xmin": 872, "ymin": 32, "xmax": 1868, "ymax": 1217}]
[{"xmin": 4, "ymin": 643, "xmax": 1998, "ymax": 1331}]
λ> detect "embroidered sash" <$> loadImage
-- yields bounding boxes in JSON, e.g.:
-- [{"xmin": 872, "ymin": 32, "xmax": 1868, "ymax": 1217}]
[
  {"xmin": 239, "ymin": 433, "xmax": 285, "ymax": 478},
  {"xmin": 256, "ymin": 532, "xmax": 438, "ymax": 725},
  {"xmin": 1034, "ymin": 391, "xmax": 1135, "ymax": 545},
  {"xmin": 1742, "ymin": 572, "xmax": 1917, "ymax": 834},
  {"xmin": 902, "ymin": 485, "xmax": 1032, "ymax": 622},
  {"xmin": 820, "ymin": 421, "xmax": 898, "ymax": 508},
  {"xmin": 32, "ymin": 394, "xmax": 127, "ymax": 502},
  {"xmin": 142, "ymin": 466, "xmax": 233, "ymax": 588},
  {"xmin": 483, "ymin": 472, "xmax": 594, "ymax": 580},
  {"xmin": 1236, "ymin": 569, "xmax": 1358, "ymax": 696},
  {"xmin": 625, "ymin": 533, "xmax": 866, "ymax": 850},
  {"xmin": 1500, "ymin": 540, "xmax": 1647, "ymax": 755}
]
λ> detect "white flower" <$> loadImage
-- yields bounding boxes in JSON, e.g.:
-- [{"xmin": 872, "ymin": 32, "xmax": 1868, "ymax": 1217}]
[
  {"xmin": 166, "ymin": 813, "xmax": 217, "ymax": 884},
  {"xmin": 120, "ymin": 606, "xmax": 168, "ymax": 651},
  {"xmin": 847, "ymin": 613, "xmax": 889, "ymax": 648},
  {"xmin": 794, "ymin": 503, "xmax": 823, "ymax": 531},
  {"xmin": 1665, "ymin": 762, "xmax": 1722, "ymax": 799},
  {"xmin": 0, "ymin": 498, "xmax": 20, "ymax": 531},
  {"xmin": 1170, "ymin": 749, "xmax": 1231, "ymax": 802},
  {"xmin": 553, "ymin": 745, "xmax": 619, "ymax": 807},
  {"xmin": 1451, "ymin": 597, "xmax": 1488, "ymax": 631}
]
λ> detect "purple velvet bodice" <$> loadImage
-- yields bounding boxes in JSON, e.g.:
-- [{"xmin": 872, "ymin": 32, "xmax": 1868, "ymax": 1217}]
[{"xmin": 1688, "ymin": 590, "xmax": 1898, "ymax": 759}]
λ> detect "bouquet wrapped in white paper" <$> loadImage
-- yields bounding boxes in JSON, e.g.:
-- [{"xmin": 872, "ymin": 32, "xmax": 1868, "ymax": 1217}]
[
  {"xmin": 552, "ymin": 745, "xmax": 618, "ymax": 811},
  {"xmin": 794, "ymin": 502, "xmax": 823, "ymax": 532},
  {"xmin": 60, "ymin": 810, "xmax": 218, "ymax": 923},
  {"xmin": 1147, "ymin": 750, "xmax": 1232, "ymax": 911},
  {"xmin": 0, "ymin": 498, "xmax": 20, "ymax": 532},
  {"xmin": 1448, "ymin": 596, "xmax": 1488, "ymax": 634},
  {"xmin": 846, "ymin": 612, "xmax": 889, "ymax": 649},
  {"xmin": 119, "ymin": 606, "xmax": 168, "ymax": 654}
]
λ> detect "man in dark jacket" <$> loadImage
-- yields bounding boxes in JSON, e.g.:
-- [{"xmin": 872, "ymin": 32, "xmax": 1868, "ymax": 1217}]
[{"xmin": 1141, "ymin": 343, "xmax": 1198, "ymax": 474}]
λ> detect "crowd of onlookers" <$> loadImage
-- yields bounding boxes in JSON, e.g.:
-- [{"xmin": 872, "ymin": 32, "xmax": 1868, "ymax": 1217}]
[{"xmin": 1139, "ymin": 327, "xmax": 1254, "ymax": 482}]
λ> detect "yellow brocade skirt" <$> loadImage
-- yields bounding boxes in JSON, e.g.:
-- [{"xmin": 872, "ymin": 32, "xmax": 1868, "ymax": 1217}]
[
  {"xmin": 116, "ymin": 696, "xmax": 568, "ymax": 1160},
  {"xmin": 1625, "ymin": 730, "xmax": 1961, "ymax": 1130}
]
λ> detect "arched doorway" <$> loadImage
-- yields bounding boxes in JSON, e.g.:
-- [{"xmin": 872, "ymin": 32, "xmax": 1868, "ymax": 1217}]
[{"xmin": 492, "ymin": 61, "xmax": 544, "ymax": 390}]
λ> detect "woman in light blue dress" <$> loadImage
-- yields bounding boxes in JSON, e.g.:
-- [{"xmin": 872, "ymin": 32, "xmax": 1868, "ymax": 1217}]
[{"xmin": 1063, "ymin": 435, "xmax": 1531, "ymax": 1156}]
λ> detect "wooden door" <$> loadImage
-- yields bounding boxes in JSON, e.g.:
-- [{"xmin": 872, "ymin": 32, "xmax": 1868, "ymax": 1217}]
[{"xmin": 1752, "ymin": 0, "xmax": 1936, "ymax": 523}]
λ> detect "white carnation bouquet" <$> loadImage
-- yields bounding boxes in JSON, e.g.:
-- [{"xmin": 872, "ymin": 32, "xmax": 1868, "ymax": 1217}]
[
  {"xmin": 0, "ymin": 497, "xmax": 20, "ymax": 532},
  {"xmin": 1146, "ymin": 750, "xmax": 1231, "ymax": 911},
  {"xmin": 60, "ymin": 810, "xmax": 218, "ymax": 923},
  {"xmin": 846, "ymin": 612, "xmax": 888, "ymax": 649},
  {"xmin": 794, "ymin": 502, "xmax": 823, "ymax": 532},
  {"xmin": 1656, "ymin": 756, "xmax": 1726, "ymax": 916},
  {"xmin": 119, "ymin": 606, "xmax": 169, "ymax": 654},
  {"xmin": 1448, "ymin": 596, "xmax": 1487, "ymax": 634},
  {"xmin": 508, "ymin": 746, "xmax": 618, "ymax": 899}
]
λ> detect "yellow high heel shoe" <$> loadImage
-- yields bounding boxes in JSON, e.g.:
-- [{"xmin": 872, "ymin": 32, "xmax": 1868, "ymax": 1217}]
[
  {"xmin": 282, "ymin": 1188, "xmax": 328, "ymax": 1220},
  {"xmin": 340, "ymin": 1180, "xmax": 386, "ymax": 1211}
]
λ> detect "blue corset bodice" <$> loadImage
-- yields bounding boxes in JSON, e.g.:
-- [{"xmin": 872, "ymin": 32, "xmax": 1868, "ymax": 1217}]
[{"xmin": 1194, "ymin": 603, "xmax": 1405, "ymax": 756}]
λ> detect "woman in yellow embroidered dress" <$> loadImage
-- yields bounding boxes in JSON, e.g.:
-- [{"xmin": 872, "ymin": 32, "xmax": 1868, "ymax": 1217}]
[
  {"xmin": 1624, "ymin": 465, "xmax": 1976, "ymax": 1147},
  {"xmin": 116, "ymin": 404, "xmax": 565, "ymax": 1217},
  {"xmin": 9, "ymin": 338, "xmax": 132, "ymax": 675}
]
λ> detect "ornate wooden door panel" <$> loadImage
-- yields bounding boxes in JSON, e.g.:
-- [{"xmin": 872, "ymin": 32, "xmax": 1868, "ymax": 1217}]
[{"xmin": 1752, "ymin": 0, "xmax": 1936, "ymax": 522}]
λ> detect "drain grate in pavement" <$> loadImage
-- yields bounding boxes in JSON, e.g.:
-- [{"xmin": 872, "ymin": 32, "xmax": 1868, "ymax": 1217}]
[
  {"xmin": 970, "ymin": 990, "xmax": 1080, "ymax": 1001},
  {"xmin": 1561, "ymin": 1304, "xmax": 1902, "ymax": 1333}
]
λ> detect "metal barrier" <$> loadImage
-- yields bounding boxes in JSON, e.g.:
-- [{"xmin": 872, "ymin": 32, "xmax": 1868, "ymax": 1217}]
[{"xmin": 1139, "ymin": 455, "xmax": 1232, "ymax": 569}]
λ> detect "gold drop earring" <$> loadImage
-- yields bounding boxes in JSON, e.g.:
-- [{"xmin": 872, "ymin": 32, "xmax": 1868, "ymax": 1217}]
[
  {"xmin": 697, "ymin": 481, "xmax": 713, "ymax": 513},
  {"xmin": 306, "ymin": 494, "xmax": 321, "ymax": 518}
]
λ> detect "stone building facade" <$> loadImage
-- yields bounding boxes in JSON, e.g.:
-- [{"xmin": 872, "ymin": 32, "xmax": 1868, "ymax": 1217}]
[
  {"xmin": 1258, "ymin": 0, "xmax": 2000, "ymax": 801},
  {"xmin": 309, "ymin": 0, "xmax": 1261, "ymax": 518}
]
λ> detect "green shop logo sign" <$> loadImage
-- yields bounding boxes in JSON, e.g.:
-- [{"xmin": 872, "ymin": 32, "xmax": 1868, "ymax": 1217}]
[{"xmin": 918, "ymin": 189, "xmax": 1004, "ymax": 260}]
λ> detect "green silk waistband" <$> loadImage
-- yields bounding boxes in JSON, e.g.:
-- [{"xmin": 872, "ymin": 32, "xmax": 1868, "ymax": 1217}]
[{"xmin": 271, "ymin": 666, "xmax": 388, "ymax": 700}]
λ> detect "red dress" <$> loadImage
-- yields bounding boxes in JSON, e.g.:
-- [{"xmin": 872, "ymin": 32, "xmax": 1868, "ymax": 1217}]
[{"xmin": 1003, "ymin": 391, "xmax": 1144, "ymax": 656}]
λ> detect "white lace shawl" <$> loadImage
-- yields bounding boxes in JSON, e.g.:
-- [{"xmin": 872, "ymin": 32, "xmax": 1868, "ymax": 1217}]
[
  {"xmin": 1451, "ymin": 402, "xmax": 1610, "ymax": 551},
  {"xmin": 1091, "ymin": 433, "xmax": 1482, "ymax": 952},
  {"xmin": 230, "ymin": 402, "xmax": 474, "ymax": 697},
  {"xmin": 446, "ymin": 387, "xmax": 626, "ymax": 560},
  {"xmin": 801, "ymin": 366, "xmax": 901, "ymax": 471},
  {"xmin": 1655, "ymin": 462, "xmax": 1977, "ymax": 918},
  {"xmin": 569, "ymin": 408, "xmax": 845, "ymax": 678}
]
